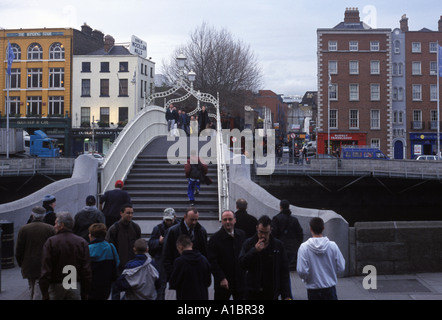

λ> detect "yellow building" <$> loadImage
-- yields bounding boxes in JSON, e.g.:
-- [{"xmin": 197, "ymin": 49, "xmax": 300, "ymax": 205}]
[{"xmin": 1, "ymin": 25, "xmax": 105, "ymax": 155}]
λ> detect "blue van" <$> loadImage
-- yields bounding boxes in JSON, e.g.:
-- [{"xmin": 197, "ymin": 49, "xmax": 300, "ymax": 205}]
[{"xmin": 341, "ymin": 147, "xmax": 389, "ymax": 160}]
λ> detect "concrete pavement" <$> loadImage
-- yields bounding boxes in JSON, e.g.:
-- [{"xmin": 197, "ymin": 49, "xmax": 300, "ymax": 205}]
[{"xmin": 1, "ymin": 264, "xmax": 442, "ymax": 300}]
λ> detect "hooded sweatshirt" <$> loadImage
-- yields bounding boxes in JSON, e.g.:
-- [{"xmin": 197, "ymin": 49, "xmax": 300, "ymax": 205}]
[
  {"xmin": 296, "ymin": 237, "xmax": 345, "ymax": 289},
  {"xmin": 169, "ymin": 249, "xmax": 211, "ymax": 300}
]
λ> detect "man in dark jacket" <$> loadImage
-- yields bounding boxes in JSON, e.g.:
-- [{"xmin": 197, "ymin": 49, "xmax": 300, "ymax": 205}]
[
  {"xmin": 73, "ymin": 195, "xmax": 105, "ymax": 242},
  {"xmin": 100, "ymin": 180, "xmax": 131, "ymax": 229},
  {"xmin": 271, "ymin": 199, "xmax": 304, "ymax": 270},
  {"xmin": 40, "ymin": 212, "xmax": 92, "ymax": 300},
  {"xmin": 239, "ymin": 215, "xmax": 292, "ymax": 300},
  {"xmin": 162, "ymin": 207, "xmax": 208, "ymax": 281},
  {"xmin": 169, "ymin": 234, "xmax": 211, "ymax": 300},
  {"xmin": 234, "ymin": 198, "xmax": 258, "ymax": 238},
  {"xmin": 198, "ymin": 105, "xmax": 210, "ymax": 134},
  {"xmin": 208, "ymin": 210, "xmax": 246, "ymax": 300},
  {"xmin": 16, "ymin": 206, "xmax": 55, "ymax": 300}
]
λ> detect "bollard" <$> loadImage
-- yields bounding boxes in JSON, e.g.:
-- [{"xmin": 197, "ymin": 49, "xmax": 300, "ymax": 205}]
[{"xmin": 0, "ymin": 221, "xmax": 14, "ymax": 269}]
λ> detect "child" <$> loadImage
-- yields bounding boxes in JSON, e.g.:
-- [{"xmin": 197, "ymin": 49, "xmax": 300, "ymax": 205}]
[
  {"xmin": 169, "ymin": 234, "xmax": 211, "ymax": 300},
  {"xmin": 114, "ymin": 238, "xmax": 159, "ymax": 300}
]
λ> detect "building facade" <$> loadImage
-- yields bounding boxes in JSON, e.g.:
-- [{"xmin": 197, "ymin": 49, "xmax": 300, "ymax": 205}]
[
  {"xmin": 1, "ymin": 25, "xmax": 106, "ymax": 156},
  {"xmin": 71, "ymin": 35, "xmax": 155, "ymax": 155},
  {"xmin": 316, "ymin": 8, "xmax": 392, "ymax": 156}
]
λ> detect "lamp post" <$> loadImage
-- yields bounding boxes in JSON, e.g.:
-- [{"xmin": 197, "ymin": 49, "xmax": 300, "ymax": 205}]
[{"xmin": 327, "ymin": 71, "xmax": 332, "ymax": 155}]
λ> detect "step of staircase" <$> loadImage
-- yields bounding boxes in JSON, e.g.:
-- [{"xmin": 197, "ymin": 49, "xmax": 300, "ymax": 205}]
[{"xmin": 124, "ymin": 135, "xmax": 220, "ymax": 237}]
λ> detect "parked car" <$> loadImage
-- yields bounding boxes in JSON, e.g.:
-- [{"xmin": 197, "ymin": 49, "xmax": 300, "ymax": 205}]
[
  {"xmin": 88, "ymin": 152, "xmax": 104, "ymax": 165},
  {"xmin": 413, "ymin": 155, "xmax": 440, "ymax": 161},
  {"xmin": 306, "ymin": 141, "xmax": 316, "ymax": 156},
  {"xmin": 282, "ymin": 146, "xmax": 289, "ymax": 153},
  {"xmin": 312, "ymin": 154, "xmax": 337, "ymax": 159}
]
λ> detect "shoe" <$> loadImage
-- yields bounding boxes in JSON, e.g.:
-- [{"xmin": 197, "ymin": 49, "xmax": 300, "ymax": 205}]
[
  {"xmin": 189, "ymin": 200, "xmax": 195, "ymax": 206},
  {"xmin": 194, "ymin": 189, "xmax": 199, "ymax": 196}
]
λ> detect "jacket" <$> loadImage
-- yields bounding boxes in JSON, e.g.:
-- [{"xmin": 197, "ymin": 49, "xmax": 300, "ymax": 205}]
[
  {"xmin": 88, "ymin": 239, "xmax": 120, "ymax": 300},
  {"xmin": 40, "ymin": 229, "xmax": 92, "ymax": 299},
  {"xmin": 207, "ymin": 227, "xmax": 246, "ymax": 293},
  {"xmin": 234, "ymin": 209, "xmax": 258, "ymax": 239},
  {"xmin": 73, "ymin": 206, "xmax": 106, "ymax": 241},
  {"xmin": 15, "ymin": 220, "xmax": 55, "ymax": 279},
  {"xmin": 162, "ymin": 219, "xmax": 208, "ymax": 279},
  {"xmin": 239, "ymin": 234, "xmax": 292, "ymax": 300},
  {"xmin": 114, "ymin": 253, "xmax": 159, "ymax": 300},
  {"xmin": 296, "ymin": 237, "xmax": 345, "ymax": 289},
  {"xmin": 169, "ymin": 249, "xmax": 211, "ymax": 300},
  {"xmin": 106, "ymin": 219, "xmax": 141, "ymax": 271},
  {"xmin": 148, "ymin": 220, "xmax": 178, "ymax": 261},
  {"xmin": 271, "ymin": 209, "xmax": 304, "ymax": 262}
]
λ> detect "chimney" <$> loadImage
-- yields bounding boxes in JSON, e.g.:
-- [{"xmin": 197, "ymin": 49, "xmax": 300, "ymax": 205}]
[
  {"xmin": 400, "ymin": 14, "xmax": 409, "ymax": 32},
  {"xmin": 104, "ymin": 35, "xmax": 115, "ymax": 53},
  {"xmin": 91, "ymin": 29, "xmax": 104, "ymax": 44},
  {"xmin": 439, "ymin": 15, "xmax": 442, "ymax": 32},
  {"xmin": 344, "ymin": 7, "xmax": 360, "ymax": 23},
  {"xmin": 81, "ymin": 23, "xmax": 92, "ymax": 36}
]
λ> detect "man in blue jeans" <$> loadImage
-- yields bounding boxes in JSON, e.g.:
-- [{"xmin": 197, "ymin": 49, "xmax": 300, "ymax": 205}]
[
  {"xmin": 184, "ymin": 150, "xmax": 207, "ymax": 206},
  {"xmin": 296, "ymin": 217, "xmax": 345, "ymax": 300}
]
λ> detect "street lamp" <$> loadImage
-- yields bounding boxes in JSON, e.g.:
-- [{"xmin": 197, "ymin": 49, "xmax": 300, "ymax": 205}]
[
  {"xmin": 177, "ymin": 53, "xmax": 187, "ymax": 68},
  {"xmin": 188, "ymin": 70, "xmax": 196, "ymax": 82}
]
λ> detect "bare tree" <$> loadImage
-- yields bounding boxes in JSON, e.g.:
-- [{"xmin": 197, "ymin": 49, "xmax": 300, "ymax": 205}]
[{"xmin": 162, "ymin": 22, "xmax": 262, "ymax": 119}]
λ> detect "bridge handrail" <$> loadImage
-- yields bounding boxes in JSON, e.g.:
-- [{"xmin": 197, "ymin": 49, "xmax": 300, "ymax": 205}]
[
  {"xmin": 268, "ymin": 158, "xmax": 442, "ymax": 180},
  {"xmin": 0, "ymin": 158, "xmax": 75, "ymax": 176},
  {"xmin": 100, "ymin": 106, "xmax": 167, "ymax": 193}
]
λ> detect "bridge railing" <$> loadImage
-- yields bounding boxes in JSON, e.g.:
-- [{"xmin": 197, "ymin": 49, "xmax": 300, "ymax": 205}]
[
  {"xmin": 0, "ymin": 158, "xmax": 75, "ymax": 177},
  {"xmin": 268, "ymin": 158, "xmax": 442, "ymax": 180},
  {"xmin": 100, "ymin": 106, "xmax": 167, "ymax": 193}
]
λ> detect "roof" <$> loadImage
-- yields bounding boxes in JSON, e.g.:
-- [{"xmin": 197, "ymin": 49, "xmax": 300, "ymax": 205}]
[
  {"xmin": 87, "ymin": 45, "xmax": 131, "ymax": 56},
  {"xmin": 333, "ymin": 21, "xmax": 372, "ymax": 30}
]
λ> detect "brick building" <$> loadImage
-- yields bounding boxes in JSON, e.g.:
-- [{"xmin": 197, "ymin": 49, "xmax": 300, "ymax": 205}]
[{"xmin": 316, "ymin": 8, "xmax": 392, "ymax": 156}]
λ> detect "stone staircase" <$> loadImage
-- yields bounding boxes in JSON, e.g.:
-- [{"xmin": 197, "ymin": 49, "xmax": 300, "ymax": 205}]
[{"xmin": 123, "ymin": 135, "xmax": 220, "ymax": 237}]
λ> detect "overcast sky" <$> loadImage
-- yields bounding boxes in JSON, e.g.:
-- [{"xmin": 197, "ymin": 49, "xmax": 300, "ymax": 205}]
[{"xmin": 1, "ymin": 0, "xmax": 440, "ymax": 96}]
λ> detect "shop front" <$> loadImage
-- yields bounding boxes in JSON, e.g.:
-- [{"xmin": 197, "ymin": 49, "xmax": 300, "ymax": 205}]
[
  {"xmin": 317, "ymin": 132, "xmax": 366, "ymax": 155},
  {"xmin": 71, "ymin": 128, "xmax": 122, "ymax": 157},
  {"xmin": 409, "ymin": 133, "xmax": 442, "ymax": 158}
]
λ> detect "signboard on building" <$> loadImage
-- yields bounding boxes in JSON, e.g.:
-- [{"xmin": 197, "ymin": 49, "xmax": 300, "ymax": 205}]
[{"xmin": 129, "ymin": 35, "xmax": 147, "ymax": 58}]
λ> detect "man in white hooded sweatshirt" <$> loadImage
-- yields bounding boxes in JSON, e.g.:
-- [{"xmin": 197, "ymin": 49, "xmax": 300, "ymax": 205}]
[{"xmin": 297, "ymin": 217, "xmax": 345, "ymax": 300}]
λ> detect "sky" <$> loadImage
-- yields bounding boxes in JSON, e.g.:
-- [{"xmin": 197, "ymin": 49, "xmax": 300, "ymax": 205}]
[{"xmin": 1, "ymin": 0, "xmax": 441, "ymax": 96}]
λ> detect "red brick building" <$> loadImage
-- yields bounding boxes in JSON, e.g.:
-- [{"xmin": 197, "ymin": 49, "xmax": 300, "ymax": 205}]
[{"xmin": 316, "ymin": 8, "xmax": 392, "ymax": 156}]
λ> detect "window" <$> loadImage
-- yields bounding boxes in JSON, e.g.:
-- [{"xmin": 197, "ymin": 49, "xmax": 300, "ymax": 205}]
[
  {"xmin": 27, "ymin": 68, "xmax": 42, "ymax": 88},
  {"xmin": 430, "ymin": 110, "xmax": 438, "ymax": 130},
  {"xmin": 412, "ymin": 42, "xmax": 421, "ymax": 53},
  {"xmin": 9, "ymin": 68, "xmax": 21, "ymax": 89},
  {"xmin": 81, "ymin": 107, "xmax": 90, "ymax": 126},
  {"xmin": 328, "ymin": 61, "xmax": 338, "ymax": 74},
  {"xmin": 26, "ymin": 96, "xmax": 42, "ymax": 115},
  {"xmin": 398, "ymin": 87, "xmax": 404, "ymax": 101},
  {"xmin": 430, "ymin": 61, "xmax": 437, "ymax": 75},
  {"xmin": 349, "ymin": 110, "xmax": 359, "ymax": 129},
  {"xmin": 48, "ymin": 96, "xmax": 64, "ymax": 115},
  {"xmin": 100, "ymin": 107, "xmax": 110, "ymax": 126},
  {"xmin": 49, "ymin": 42, "xmax": 65, "ymax": 60},
  {"xmin": 393, "ymin": 63, "xmax": 404, "ymax": 76},
  {"xmin": 6, "ymin": 96, "xmax": 20, "ymax": 115},
  {"xmin": 349, "ymin": 41, "xmax": 358, "ymax": 51},
  {"xmin": 27, "ymin": 43, "xmax": 43, "ymax": 60},
  {"xmin": 370, "ymin": 84, "xmax": 380, "ymax": 101},
  {"xmin": 431, "ymin": 84, "xmax": 438, "ymax": 101},
  {"xmin": 430, "ymin": 42, "xmax": 438, "ymax": 53},
  {"xmin": 82, "ymin": 62, "xmax": 91, "ymax": 72},
  {"xmin": 329, "ymin": 84, "xmax": 337, "ymax": 100},
  {"xmin": 100, "ymin": 62, "xmax": 110, "ymax": 72},
  {"xmin": 100, "ymin": 79, "xmax": 109, "ymax": 97},
  {"xmin": 328, "ymin": 41, "xmax": 337, "ymax": 51},
  {"xmin": 394, "ymin": 40, "xmax": 400, "ymax": 54},
  {"xmin": 412, "ymin": 84, "xmax": 422, "ymax": 101},
  {"xmin": 412, "ymin": 61, "xmax": 421, "ymax": 75},
  {"xmin": 393, "ymin": 87, "xmax": 398, "ymax": 101},
  {"xmin": 118, "ymin": 79, "xmax": 128, "ymax": 96},
  {"xmin": 370, "ymin": 61, "xmax": 380, "ymax": 75},
  {"xmin": 81, "ymin": 79, "xmax": 91, "ymax": 97},
  {"xmin": 48, "ymin": 68, "xmax": 64, "ymax": 88},
  {"xmin": 329, "ymin": 110, "xmax": 337, "ymax": 129},
  {"xmin": 370, "ymin": 41, "xmax": 380, "ymax": 51},
  {"xmin": 413, "ymin": 110, "xmax": 422, "ymax": 129},
  {"xmin": 119, "ymin": 62, "xmax": 129, "ymax": 72},
  {"xmin": 398, "ymin": 111, "xmax": 404, "ymax": 124},
  {"xmin": 371, "ymin": 139, "xmax": 380, "ymax": 149},
  {"xmin": 349, "ymin": 84, "xmax": 359, "ymax": 101},
  {"xmin": 10, "ymin": 43, "xmax": 21, "ymax": 60},
  {"xmin": 371, "ymin": 110, "xmax": 380, "ymax": 129},
  {"xmin": 349, "ymin": 61, "xmax": 359, "ymax": 74},
  {"xmin": 119, "ymin": 107, "xmax": 128, "ymax": 123}
]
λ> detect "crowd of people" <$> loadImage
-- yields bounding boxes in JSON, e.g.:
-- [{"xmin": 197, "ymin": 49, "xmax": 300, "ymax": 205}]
[
  {"xmin": 165, "ymin": 103, "xmax": 215, "ymax": 137},
  {"xmin": 15, "ymin": 185, "xmax": 345, "ymax": 301}
]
